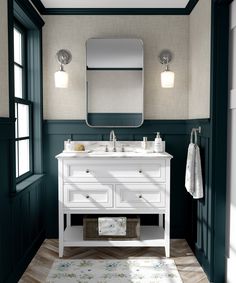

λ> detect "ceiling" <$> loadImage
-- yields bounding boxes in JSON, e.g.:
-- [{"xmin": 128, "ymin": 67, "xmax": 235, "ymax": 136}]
[{"xmin": 40, "ymin": 0, "xmax": 190, "ymax": 9}]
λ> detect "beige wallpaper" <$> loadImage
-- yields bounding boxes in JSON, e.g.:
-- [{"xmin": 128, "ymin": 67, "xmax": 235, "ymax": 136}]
[
  {"xmin": 43, "ymin": 15, "xmax": 189, "ymax": 120},
  {"xmin": 0, "ymin": 0, "xmax": 9, "ymax": 117},
  {"xmin": 188, "ymin": 0, "xmax": 211, "ymax": 119}
]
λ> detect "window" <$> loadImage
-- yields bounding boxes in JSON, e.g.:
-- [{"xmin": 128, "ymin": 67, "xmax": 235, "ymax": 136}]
[
  {"xmin": 14, "ymin": 22, "xmax": 33, "ymax": 181},
  {"xmin": 10, "ymin": 0, "xmax": 44, "ymax": 192}
]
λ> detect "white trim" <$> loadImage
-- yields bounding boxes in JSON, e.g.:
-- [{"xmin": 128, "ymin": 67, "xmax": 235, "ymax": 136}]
[
  {"xmin": 230, "ymin": 0, "xmax": 236, "ymax": 30},
  {"xmin": 229, "ymin": 89, "xmax": 236, "ymax": 109},
  {"xmin": 226, "ymin": 256, "xmax": 236, "ymax": 283}
]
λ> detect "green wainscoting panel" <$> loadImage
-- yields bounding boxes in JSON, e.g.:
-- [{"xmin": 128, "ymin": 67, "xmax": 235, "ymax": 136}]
[{"xmin": 0, "ymin": 119, "xmax": 46, "ymax": 283}]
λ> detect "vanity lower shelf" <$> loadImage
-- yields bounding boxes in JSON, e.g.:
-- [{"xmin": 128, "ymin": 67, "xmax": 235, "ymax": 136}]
[{"xmin": 64, "ymin": 225, "xmax": 165, "ymax": 247}]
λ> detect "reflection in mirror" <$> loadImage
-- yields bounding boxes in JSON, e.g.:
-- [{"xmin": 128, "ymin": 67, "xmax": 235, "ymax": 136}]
[{"xmin": 86, "ymin": 38, "xmax": 144, "ymax": 127}]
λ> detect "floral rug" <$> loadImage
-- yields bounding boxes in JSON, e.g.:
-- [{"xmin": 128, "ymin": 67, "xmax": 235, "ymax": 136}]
[{"xmin": 46, "ymin": 258, "xmax": 183, "ymax": 283}]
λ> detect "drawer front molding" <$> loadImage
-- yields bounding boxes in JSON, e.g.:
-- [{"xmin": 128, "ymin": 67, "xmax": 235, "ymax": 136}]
[
  {"xmin": 115, "ymin": 183, "xmax": 166, "ymax": 208},
  {"xmin": 64, "ymin": 183, "xmax": 113, "ymax": 208}
]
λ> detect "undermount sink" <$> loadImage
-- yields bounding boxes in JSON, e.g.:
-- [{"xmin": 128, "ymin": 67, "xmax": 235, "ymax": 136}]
[
  {"xmin": 89, "ymin": 151, "xmax": 134, "ymax": 157},
  {"xmin": 88, "ymin": 150, "xmax": 160, "ymax": 157}
]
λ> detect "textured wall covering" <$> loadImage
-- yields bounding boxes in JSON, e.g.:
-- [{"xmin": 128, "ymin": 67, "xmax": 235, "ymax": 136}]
[
  {"xmin": 188, "ymin": 0, "xmax": 211, "ymax": 118},
  {"xmin": 0, "ymin": 0, "xmax": 9, "ymax": 117},
  {"xmin": 43, "ymin": 15, "xmax": 189, "ymax": 120}
]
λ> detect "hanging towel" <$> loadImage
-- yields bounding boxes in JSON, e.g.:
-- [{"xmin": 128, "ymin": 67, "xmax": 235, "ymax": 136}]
[{"xmin": 185, "ymin": 130, "xmax": 204, "ymax": 199}]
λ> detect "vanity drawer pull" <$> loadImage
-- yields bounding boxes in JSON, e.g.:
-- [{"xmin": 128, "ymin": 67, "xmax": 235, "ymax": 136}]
[
  {"xmin": 138, "ymin": 194, "xmax": 142, "ymax": 199},
  {"xmin": 86, "ymin": 169, "xmax": 90, "ymax": 173},
  {"xmin": 85, "ymin": 195, "xmax": 90, "ymax": 199},
  {"xmin": 139, "ymin": 170, "xmax": 142, "ymax": 173}
]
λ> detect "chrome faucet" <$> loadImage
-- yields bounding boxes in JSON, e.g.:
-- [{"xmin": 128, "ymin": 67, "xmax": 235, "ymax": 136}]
[{"xmin": 109, "ymin": 130, "xmax": 117, "ymax": 152}]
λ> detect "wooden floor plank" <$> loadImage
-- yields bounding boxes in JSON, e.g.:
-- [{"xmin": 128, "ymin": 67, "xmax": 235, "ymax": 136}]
[{"xmin": 20, "ymin": 239, "xmax": 209, "ymax": 283}]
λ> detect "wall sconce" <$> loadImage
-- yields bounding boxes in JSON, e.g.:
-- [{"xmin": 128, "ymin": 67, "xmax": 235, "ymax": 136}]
[
  {"xmin": 54, "ymin": 49, "xmax": 72, "ymax": 88},
  {"xmin": 159, "ymin": 50, "xmax": 175, "ymax": 88}
]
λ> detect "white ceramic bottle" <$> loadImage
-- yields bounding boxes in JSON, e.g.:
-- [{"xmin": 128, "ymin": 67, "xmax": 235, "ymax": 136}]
[{"xmin": 154, "ymin": 132, "xmax": 163, "ymax": 153}]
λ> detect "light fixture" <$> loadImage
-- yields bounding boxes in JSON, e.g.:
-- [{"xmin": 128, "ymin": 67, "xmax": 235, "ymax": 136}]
[
  {"xmin": 54, "ymin": 49, "xmax": 72, "ymax": 88},
  {"xmin": 159, "ymin": 50, "xmax": 175, "ymax": 88}
]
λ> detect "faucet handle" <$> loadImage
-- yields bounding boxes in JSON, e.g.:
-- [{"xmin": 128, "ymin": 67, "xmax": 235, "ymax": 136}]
[
  {"xmin": 105, "ymin": 145, "xmax": 109, "ymax": 152},
  {"xmin": 121, "ymin": 145, "xmax": 125, "ymax": 152}
]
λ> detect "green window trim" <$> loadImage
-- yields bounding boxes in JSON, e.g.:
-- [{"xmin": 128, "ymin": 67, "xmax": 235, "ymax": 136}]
[
  {"xmin": 14, "ymin": 21, "xmax": 34, "ymax": 182},
  {"xmin": 8, "ymin": 0, "xmax": 45, "ymax": 193}
]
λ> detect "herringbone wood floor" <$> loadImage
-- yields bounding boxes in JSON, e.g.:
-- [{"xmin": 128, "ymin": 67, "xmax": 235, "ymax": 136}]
[{"xmin": 19, "ymin": 239, "xmax": 209, "ymax": 283}]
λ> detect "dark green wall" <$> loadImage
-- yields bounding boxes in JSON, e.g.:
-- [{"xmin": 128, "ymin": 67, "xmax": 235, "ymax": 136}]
[
  {"xmin": 0, "ymin": 118, "xmax": 45, "ymax": 283},
  {"xmin": 43, "ymin": 119, "xmax": 211, "ymax": 251}
]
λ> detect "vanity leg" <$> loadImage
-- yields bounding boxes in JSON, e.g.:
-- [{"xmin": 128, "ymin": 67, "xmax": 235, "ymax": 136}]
[
  {"xmin": 165, "ymin": 160, "xmax": 171, "ymax": 258},
  {"xmin": 59, "ymin": 212, "xmax": 64, "ymax": 258},
  {"xmin": 165, "ymin": 241, "xmax": 170, "ymax": 258},
  {"xmin": 165, "ymin": 212, "xmax": 170, "ymax": 257},
  {"xmin": 66, "ymin": 213, "xmax": 71, "ymax": 227},
  {"xmin": 159, "ymin": 214, "xmax": 163, "ymax": 227},
  {"xmin": 165, "ymin": 210, "xmax": 170, "ymax": 257},
  {"xmin": 58, "ymin": 160, "xmax": 64, "ymax": 258}
]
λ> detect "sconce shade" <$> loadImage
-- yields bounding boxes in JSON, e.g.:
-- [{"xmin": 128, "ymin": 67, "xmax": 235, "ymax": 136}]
[
  {"xmin": 55, "ymin": 49, "xmax": 72, "ymax": 88},
  {"xmin": 161, "ymin": 70, "xmax": 175, "ymax": 88},
  {"xmin": 54, "ymin": 70, "xmax": 69, "ymax": 88}
]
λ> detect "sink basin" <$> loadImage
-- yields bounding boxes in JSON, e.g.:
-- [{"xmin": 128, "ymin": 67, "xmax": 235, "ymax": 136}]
[
  {"xmin": 88, "ymin": 150, "xmax": 158, "ymax": 157},
  {"xmin": 89, "ymin": 151, "xmax": 128, "ymax": 157}
]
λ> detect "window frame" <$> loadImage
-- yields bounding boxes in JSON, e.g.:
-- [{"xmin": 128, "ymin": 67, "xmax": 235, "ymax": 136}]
[
  {"xmin": 13, "ymin": 20, "xmax": 34, "ymax": 183},
  {"xmin": 9, "ymin": 0, "xmax": 44, "ymax": 194},
  {"xmin": 15, "ymin": 98, "xmax": 33, "ymax": 182}
]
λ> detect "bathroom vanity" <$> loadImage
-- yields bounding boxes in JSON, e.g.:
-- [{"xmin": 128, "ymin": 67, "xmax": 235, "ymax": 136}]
[{"xmin": 56, "ymin": 142, "xmax": 172, "ymax": 257}]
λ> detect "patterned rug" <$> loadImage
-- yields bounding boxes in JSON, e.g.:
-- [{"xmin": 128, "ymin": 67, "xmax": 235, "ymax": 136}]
[{"xmin": 46, "ymin": 258, "xmax": 183, "ymax": 283}]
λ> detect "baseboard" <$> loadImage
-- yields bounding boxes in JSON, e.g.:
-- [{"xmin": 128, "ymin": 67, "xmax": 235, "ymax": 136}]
[
  {"xmin": 6, "ymin": 229, "xmax": 45, "ymax": 283},
  {"xmin": 195, "ymin": 244, "xmax": 211, "ymax": 282}
]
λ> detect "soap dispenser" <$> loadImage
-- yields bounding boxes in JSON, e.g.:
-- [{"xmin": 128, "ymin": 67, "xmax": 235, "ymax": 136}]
[{"xmin": 154, "ymin": 132, "xmax": 163, "ymax": 153}]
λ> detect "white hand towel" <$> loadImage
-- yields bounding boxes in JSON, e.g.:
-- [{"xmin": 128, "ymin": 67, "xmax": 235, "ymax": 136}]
[
  {"xmin": 193, "ymin": 145, "xmax": 203, "ymax": 199},
  {"xmin": 185, "ymin": 143, "xmax": 204, "ymax": 199},
  {"xmin": 185, "ymin": 143, "xmax": 195, "ymax": 194}
]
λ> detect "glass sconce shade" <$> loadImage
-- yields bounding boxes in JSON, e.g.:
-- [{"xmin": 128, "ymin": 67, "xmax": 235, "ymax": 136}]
[
  {"xmin": 54, "ymin": 49, "xmax": 72, "ymax": 88},
  {"xmin": 54, "ymin": 70, "xmax": 69, "ymax": 88},
  {"xmin": 161, "ymin": 70, "xmax": 175, "ymax": 88}
]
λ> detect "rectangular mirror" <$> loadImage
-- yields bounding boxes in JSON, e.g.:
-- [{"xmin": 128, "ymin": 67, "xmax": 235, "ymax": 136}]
[{"xmin": 86, "ymin": 38, "xmax": 144, "ymax": 128}]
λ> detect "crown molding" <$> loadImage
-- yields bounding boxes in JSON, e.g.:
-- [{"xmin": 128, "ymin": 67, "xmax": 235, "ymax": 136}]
[{"xmin": 30, "ymin": 0, "xmax": 199, "ymax": 15}]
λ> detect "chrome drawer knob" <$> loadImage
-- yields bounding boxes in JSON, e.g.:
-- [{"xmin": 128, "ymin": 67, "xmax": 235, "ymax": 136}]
[
  {"xmin": 86, "ymin": 195, "xmax": 90, "ymax": 199},
  {"xmin": 139, "ymin": 195, "xmax": 142, "ymax": 198},
  {"xmin": 139, "ymin": 170, "xmax": 142, "ymax": 173},
  {"xmin": 86, "ymin": 169, "xmax": 90, "ymax": 173}
]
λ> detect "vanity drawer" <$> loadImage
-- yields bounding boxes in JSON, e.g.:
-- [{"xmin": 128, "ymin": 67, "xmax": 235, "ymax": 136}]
[
  {"xmin": 115, "ymin": 183, "xmax": 166, "ymax": 208},
  {"xmin": 64, "ymin": 184, "xmax": 113, "ymax": 208},
  {"xmin": 63, "ymin": 160, "xmax": 166, "ymax": 182}
]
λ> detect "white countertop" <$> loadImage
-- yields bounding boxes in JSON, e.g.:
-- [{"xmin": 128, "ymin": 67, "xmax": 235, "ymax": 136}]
[
  {"xmin": 56, "ymin": 151, "xmax": 173, "ymax": 159},
  {"xmin": 56, "ymin": 141, "xmax": 173, "ymax": 159}
]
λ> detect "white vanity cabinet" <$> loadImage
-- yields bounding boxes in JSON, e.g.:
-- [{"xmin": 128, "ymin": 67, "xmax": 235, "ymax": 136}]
[{"xmin": 56, "ymin": 151, "xmax": 172, "ymax": 258}]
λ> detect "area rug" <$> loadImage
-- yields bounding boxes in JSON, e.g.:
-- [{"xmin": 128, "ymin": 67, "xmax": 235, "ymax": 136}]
[{"xmin": 46, "ymin": 258, "xmax": 183, "ymax": 283}]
